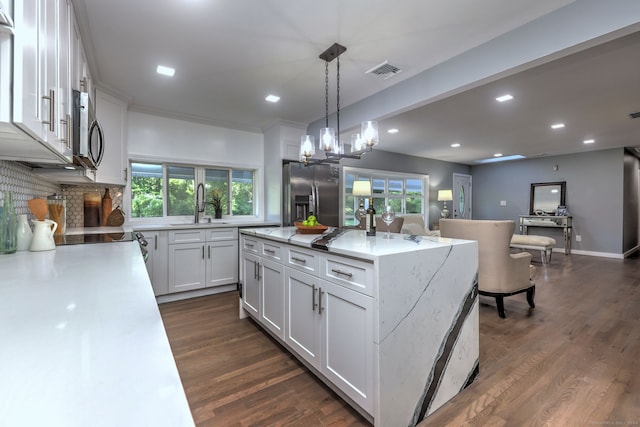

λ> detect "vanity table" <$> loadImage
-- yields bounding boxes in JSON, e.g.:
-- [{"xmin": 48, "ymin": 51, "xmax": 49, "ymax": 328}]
[{"xmin": 519, "ymin": 215, "xmax": 572, "ymax": 254}]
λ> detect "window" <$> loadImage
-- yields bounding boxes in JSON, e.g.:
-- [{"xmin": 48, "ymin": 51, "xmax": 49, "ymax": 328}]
[
  {"xmin": 131, "ymin": 163, "xmax": 163, "ymax": 218},
  {"xmin": 343, "ymin": 167, "xmax": 428, "ymax": 226},
  {"xmin": 130, "ymin": 161, "xmax": 257, "ymax": 220}
]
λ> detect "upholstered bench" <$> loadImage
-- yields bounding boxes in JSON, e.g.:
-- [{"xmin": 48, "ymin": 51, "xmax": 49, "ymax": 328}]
[{"xmin": 510, "ymin": 234, "xmax": 556, "ymax": 264}]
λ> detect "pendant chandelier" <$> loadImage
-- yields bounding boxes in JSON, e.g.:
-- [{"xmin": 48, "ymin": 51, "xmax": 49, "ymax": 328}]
[{"xmin": 300, "ymin": 43, "xmax": 379, "ymax": 165}]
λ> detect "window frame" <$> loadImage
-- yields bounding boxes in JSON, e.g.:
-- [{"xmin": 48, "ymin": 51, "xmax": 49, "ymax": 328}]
[
  {"xmin": 127, "ymin": 160, "xmax": 258, "ymax": 223},
  {"xmin": 341, "ymin": 166, "xmax": 429, "ymax": 227}
]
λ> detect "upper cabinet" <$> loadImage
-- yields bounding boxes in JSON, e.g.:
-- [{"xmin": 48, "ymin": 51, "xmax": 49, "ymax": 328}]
[
  {"xmin": 95, "ymin": 90, "xmax": 128, "ymax": 186},
  {"xmin": 12, "ymin": 0, "xmax": 73, "ymax": 160}
]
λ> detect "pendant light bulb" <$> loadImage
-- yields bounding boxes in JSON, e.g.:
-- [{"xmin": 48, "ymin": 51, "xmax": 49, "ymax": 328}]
[
  {"xmin": 320, "ymin": 127, "xmax": 335, "ymax": 152},
  {"xmin": 361, "ymin": 121, "xmax": 379, "ymax": 147}
]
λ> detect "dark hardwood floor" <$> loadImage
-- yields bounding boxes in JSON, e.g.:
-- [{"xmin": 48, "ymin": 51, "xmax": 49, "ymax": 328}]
[{"xmin": 159, "ymin": 252, "xmax": 640, "ymax": 426}]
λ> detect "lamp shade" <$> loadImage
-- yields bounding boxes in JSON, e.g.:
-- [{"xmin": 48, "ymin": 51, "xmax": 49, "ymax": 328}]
[
  {"xmin": 437, "ymin": 189, "xmax": 453, "ymax": 201},
  {"xmin": 352, "ymin": 181, "xmax": 372, "ymax": 196}
]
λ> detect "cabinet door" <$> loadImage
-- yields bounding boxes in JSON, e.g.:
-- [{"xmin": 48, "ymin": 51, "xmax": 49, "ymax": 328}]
[
  {"xmin": 320, "ymin": 280, "xmax": 374, "ymax": 413},
  {"xmin": 94, "ymin": 90, "xmax": 127, "ymax": 185},
  {"xmin": 285, "ymin": 268, "xmax": 321, "ymax": 369},
  {"xmin": 168, "ymin": 243, "xmax": 206, "ymax": 293},
  {"xmin": 13, "ymin": 0, "xmax": 45, "ymax": 141},
  {"xmin": 260, "ymin": 259, "xmax": 285, "ymax": 340},
  {"xmin": 241, "ymin": 252, "xmax": 260, "ymax": 317},
  {"xmin": 206, "ymin": 240, "xmax": 239, "ymax": 288},
  {"xmin": 144, "ymin": 231, "xmax": 168, "ymax": 296},
  {"xmin": 56, "ymin": 0, "xmax": 72, "ymax": 155}
]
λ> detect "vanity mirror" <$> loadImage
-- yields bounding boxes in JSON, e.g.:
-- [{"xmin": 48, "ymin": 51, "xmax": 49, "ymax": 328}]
[{"xmin": 530, "ymin": 181, "xmax": 566, "ymax": 215}]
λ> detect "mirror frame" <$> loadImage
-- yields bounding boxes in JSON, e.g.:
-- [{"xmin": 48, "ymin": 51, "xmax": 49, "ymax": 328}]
[{"xmin": 529, "ymin": 181, "xmax": 566, "ymax": 215}]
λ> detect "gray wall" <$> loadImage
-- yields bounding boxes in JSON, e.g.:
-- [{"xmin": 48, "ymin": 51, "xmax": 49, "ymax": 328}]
[
  {"xmin": 471, "ymin": 148, "xmax": 625, "ymax": 255},
  {"xmin": 338, "ymin": 149, "xmax": 470, "ymax": 229},
  {"xmin": 623, "ymin": 150, "xmax": 640, "ymax": 254}
]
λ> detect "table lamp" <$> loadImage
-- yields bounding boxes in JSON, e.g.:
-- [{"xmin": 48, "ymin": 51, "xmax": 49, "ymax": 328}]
[
  {"xmin": 353, "ymin": 181, "xmax": 372, "ymax": 229},
  {"xmin": 438, "ymin": 189, "xmax": 453, "ymax": 218}
]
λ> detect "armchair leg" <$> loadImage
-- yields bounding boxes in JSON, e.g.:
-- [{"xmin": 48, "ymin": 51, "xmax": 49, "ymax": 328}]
[
  {"xmin": 526, "ymin": 286, "xmax": 536, "ymax": 308},
  {"xmin": 495, "ymin": 296, "xmax": 506, "ymax": 318}
]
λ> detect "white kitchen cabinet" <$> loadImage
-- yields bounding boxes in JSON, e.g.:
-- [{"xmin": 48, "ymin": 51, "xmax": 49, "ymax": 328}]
[
  {"xmin": 285, "ymin": 268, "xmax": 322, "ymax": 368},
  {"xmin": 168, "ymin": 228, "xmax": 239, "ymax": 294},
  {"xmin": 240, "ymin": 235, "xmax": 285, "ymax": 339},
  {"xmin": 168, "ymin": 241, "xmax": 207, "ymax": 293},
  {"xmin": 241, "ymin": 251, "xmax": 260, "ymax": 317},
  {"xmin": 206, "ymin": 239, "xmax": 239, "ymax": 287},
  {"xmin": 95, "ymin": 90, "xmax": 127, "ymax": 185},
  {"xmin": 12, "ymin": 0, "xmax": 72, "ymax": 159},
  {"xmin": 260, "ymin": 258, "xmax": 285, "ymax": 340},
  {"xmin": 319, "ymin": 279, "xmax": 374, "ymax": 414},
  {"xmin": 143, "ymin": 230, "xmax": 168, "ymax": 296}
]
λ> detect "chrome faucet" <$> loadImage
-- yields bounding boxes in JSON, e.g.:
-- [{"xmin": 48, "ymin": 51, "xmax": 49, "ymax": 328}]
[{"xmin": 195, "ymin": 183, "xmax": 205, "ymax": 223}]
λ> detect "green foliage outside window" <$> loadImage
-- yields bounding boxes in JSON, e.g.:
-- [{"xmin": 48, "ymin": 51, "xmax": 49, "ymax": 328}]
[{"xmin": 131, "ymin": 163, "xmax": 163, "ymax": 218}]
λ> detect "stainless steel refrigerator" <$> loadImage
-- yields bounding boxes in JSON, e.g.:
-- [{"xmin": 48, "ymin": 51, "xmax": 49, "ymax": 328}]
[{"xmin": 283, "ymin": 162, "xmax": 340, "ymax": 227}]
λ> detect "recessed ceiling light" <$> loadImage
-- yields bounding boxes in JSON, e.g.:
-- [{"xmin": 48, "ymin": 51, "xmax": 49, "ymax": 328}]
[
  {"xmin": 551, "ymin": 123, "xmax": 565, "ymax": 129},
  {"xmin": 156, "ymin": 65, "xmax": 175, "ymax": 77},
  {"xmin": 451, "ymin": 143, "xmax": 461, "ymax": 148},
  {"xmin": 494, "ymin": 153, "xmax": 503, "ymax": 157},
  {"xmin": 583, "ymin": 139, "xmax": 595, "ymax": 144},
  {"xmin": 265, "ymin": 94, "xmax": 280, "ymax": 103},
  {"xmin": 387, "ymin": 128, "xmax": 399, "ymax": 134},
  {"xmin": 495, "ymin": 94, "xmax": 513, "ymax": 103}
]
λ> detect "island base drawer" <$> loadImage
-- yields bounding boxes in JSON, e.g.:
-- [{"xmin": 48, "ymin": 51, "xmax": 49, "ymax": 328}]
[{"xmin": 320, "ymin": 255, "xmax": 374, "ymax": 296}]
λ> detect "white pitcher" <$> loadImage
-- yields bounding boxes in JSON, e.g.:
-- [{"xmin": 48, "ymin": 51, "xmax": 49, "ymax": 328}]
[{"xmin": 30, "ymin": 219, "xmax": 58, "ymax": 252}]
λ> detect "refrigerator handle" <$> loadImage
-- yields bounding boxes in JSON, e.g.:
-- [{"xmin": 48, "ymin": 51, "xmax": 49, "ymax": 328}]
[
  {"xmin": 314, "ymin": 184, "xmax": 320, "ymax": 216},
  {"xmin": 310, "ymin": 184, "xmax": 317, "ymax": 216}
]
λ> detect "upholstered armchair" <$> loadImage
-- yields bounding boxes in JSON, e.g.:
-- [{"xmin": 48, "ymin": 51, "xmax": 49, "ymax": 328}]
[
  {"xmin": 375, "ymin": 216, "xmax": 405, "ymax": 233},
  {"xmin": 439, "ymin": 219, "xmax": 535, "ymax": 318}
]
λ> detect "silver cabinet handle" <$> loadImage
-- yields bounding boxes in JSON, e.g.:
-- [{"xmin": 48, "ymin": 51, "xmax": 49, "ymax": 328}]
[
  {"xmin": 257, "ymin": 262, "xmax": 261, "ymax": 280},
  {"xmin": 42, "ymin": 89, "xmax": 55, "ymax": 132},
  {"xmin": 291, "ymin": 257, "xmax": 306, "ymax": 264},
  {"xmin": 208, "ymin": 245, "xmax": 211, "ymax": 259},
  {"xmin": 154, "ymin": 237, "xmax": 157, "ymax": 251},
  {"xmin": 202, "ymin": 245, "xmax": 205, "ymax": 259},
  {"xmin": 59, "ymin": 114, "xmax": 71, "ymax": 148},
  {"xmin": 253, "ymin": 260, "xmax": 257, "ymax": 279},
  {"xmin": 264, "ymin": 248, "xmax": 275, "ymax": 254},
  {"xmin": 331, "ymin": 268, "xmax": 353, "ymax": 278},
  {"xmin": 318, "ymin": 287, "xmax": 324, "ymax": 314},
  {"xmin": 246, "ymin": 243, "xmax": 254, "ymax": 248},
  {"xmin": 312, "ymin": 284, "xmax": 317, "ymax": 311}
]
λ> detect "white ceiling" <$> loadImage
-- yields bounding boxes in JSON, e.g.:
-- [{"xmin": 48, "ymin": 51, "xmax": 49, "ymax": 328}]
[{"xmin": 72, "ymin": 0, "xmax": 640, "ymax": 165}]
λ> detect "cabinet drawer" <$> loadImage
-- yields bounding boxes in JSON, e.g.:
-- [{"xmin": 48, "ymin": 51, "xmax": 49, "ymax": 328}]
[
  {"xmin": 241, "ymin": 235, "xmax": 259, "ymax": 253},
  {"xmin": 261, "ymin": 240, "xmax": 283, "ymax": 262},
  {"xmin": 320, "ymin": 255, "xmax": 374, "ymax": 296},
  {"xmin": 168, "ymin": 229, "xmax": 206, "ymax": 244},
  {"xmin": 286, "ymin": 246, "xmax": 319, "ymax": 275},
  {"xmin": 206, "ymin": 227, "xmax": 238, "ymax": 241}
]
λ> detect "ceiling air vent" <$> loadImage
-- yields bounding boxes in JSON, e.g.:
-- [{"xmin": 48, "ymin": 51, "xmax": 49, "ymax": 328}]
[
  {"xmin": 366, "ymin": 61, "xmax": 402, "ymax": 80},
  {"xmin": 629, "ymin": 111, "xmax": 640, "ymax": 119}
]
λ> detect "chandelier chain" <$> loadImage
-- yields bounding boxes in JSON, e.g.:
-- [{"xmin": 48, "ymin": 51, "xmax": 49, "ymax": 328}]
[
  {"xmin": 336, "ymin": 56, "xmax": 340, "ymax": 140},
  {"xmin": 324, "ymin": 61, "xmax": 329, "ymax": 128}
]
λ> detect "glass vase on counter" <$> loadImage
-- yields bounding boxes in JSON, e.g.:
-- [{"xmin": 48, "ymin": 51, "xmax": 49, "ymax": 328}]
[{"xmin": 0, "ymin": 191, "xmax": 18, "ymax": 254}]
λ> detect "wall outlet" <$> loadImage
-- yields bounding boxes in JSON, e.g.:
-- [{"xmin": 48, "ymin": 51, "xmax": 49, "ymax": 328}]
[
  {"xmin": 500, "ymin": 200, "xmax": 507, "ymax": 206},
  {"xmin": 575, "ymin": 235, "xmax": 582, "ymax": 242}
]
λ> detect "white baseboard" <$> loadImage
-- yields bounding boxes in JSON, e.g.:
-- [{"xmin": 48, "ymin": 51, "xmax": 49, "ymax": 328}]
[
  {"xmin": 156, "ymin": 284, "xmax": 237, "ymax": 304},
  {"xmin": 552, "ymin": 247, "xmax": 623, "ymax": 259}
]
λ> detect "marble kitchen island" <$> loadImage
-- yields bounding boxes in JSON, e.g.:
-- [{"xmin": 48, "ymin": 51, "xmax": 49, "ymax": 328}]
[{"xmin": 239, "ymin": 227, "xmax": 479, "ymax": 426}]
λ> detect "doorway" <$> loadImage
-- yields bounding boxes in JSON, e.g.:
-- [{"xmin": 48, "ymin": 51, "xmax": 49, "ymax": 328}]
[{"xmin": 453, "ymin": 173, "xmax": 472, "ymax": 219}]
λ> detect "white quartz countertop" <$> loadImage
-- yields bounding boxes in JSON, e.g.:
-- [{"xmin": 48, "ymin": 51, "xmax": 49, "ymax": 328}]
[
  {"xmin": 132, "ymin": 219, "xmax": 280, "ymax": 232},
  {"xmin": 0, "ymin": 243, "xmax": 194, "ymax": 427},
  {"xmin": 240, "ymin": 226, "xmax": 469, "ymax": 261}
]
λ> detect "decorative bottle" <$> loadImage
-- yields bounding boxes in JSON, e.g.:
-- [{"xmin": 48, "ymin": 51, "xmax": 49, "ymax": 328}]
[
  {"xmin": 16, "ymin": 214, "xmax": 33, "ymax": 251},
  {"xmin": 366, "ymin": 197, "xmax": 376, "ymax": 237},
  {"xmin": 0, "ymin": 191, "xmax": 18, "ymax": 254},
  {"xmin": 102, "ymin": 188, "xmax": 112, "ymax": 226}
]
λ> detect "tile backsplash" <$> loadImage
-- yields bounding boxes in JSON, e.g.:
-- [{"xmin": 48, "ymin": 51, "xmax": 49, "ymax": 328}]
[{"xmin": 0, "ymin": 160, "xmax": 123, "ymax": 228}]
